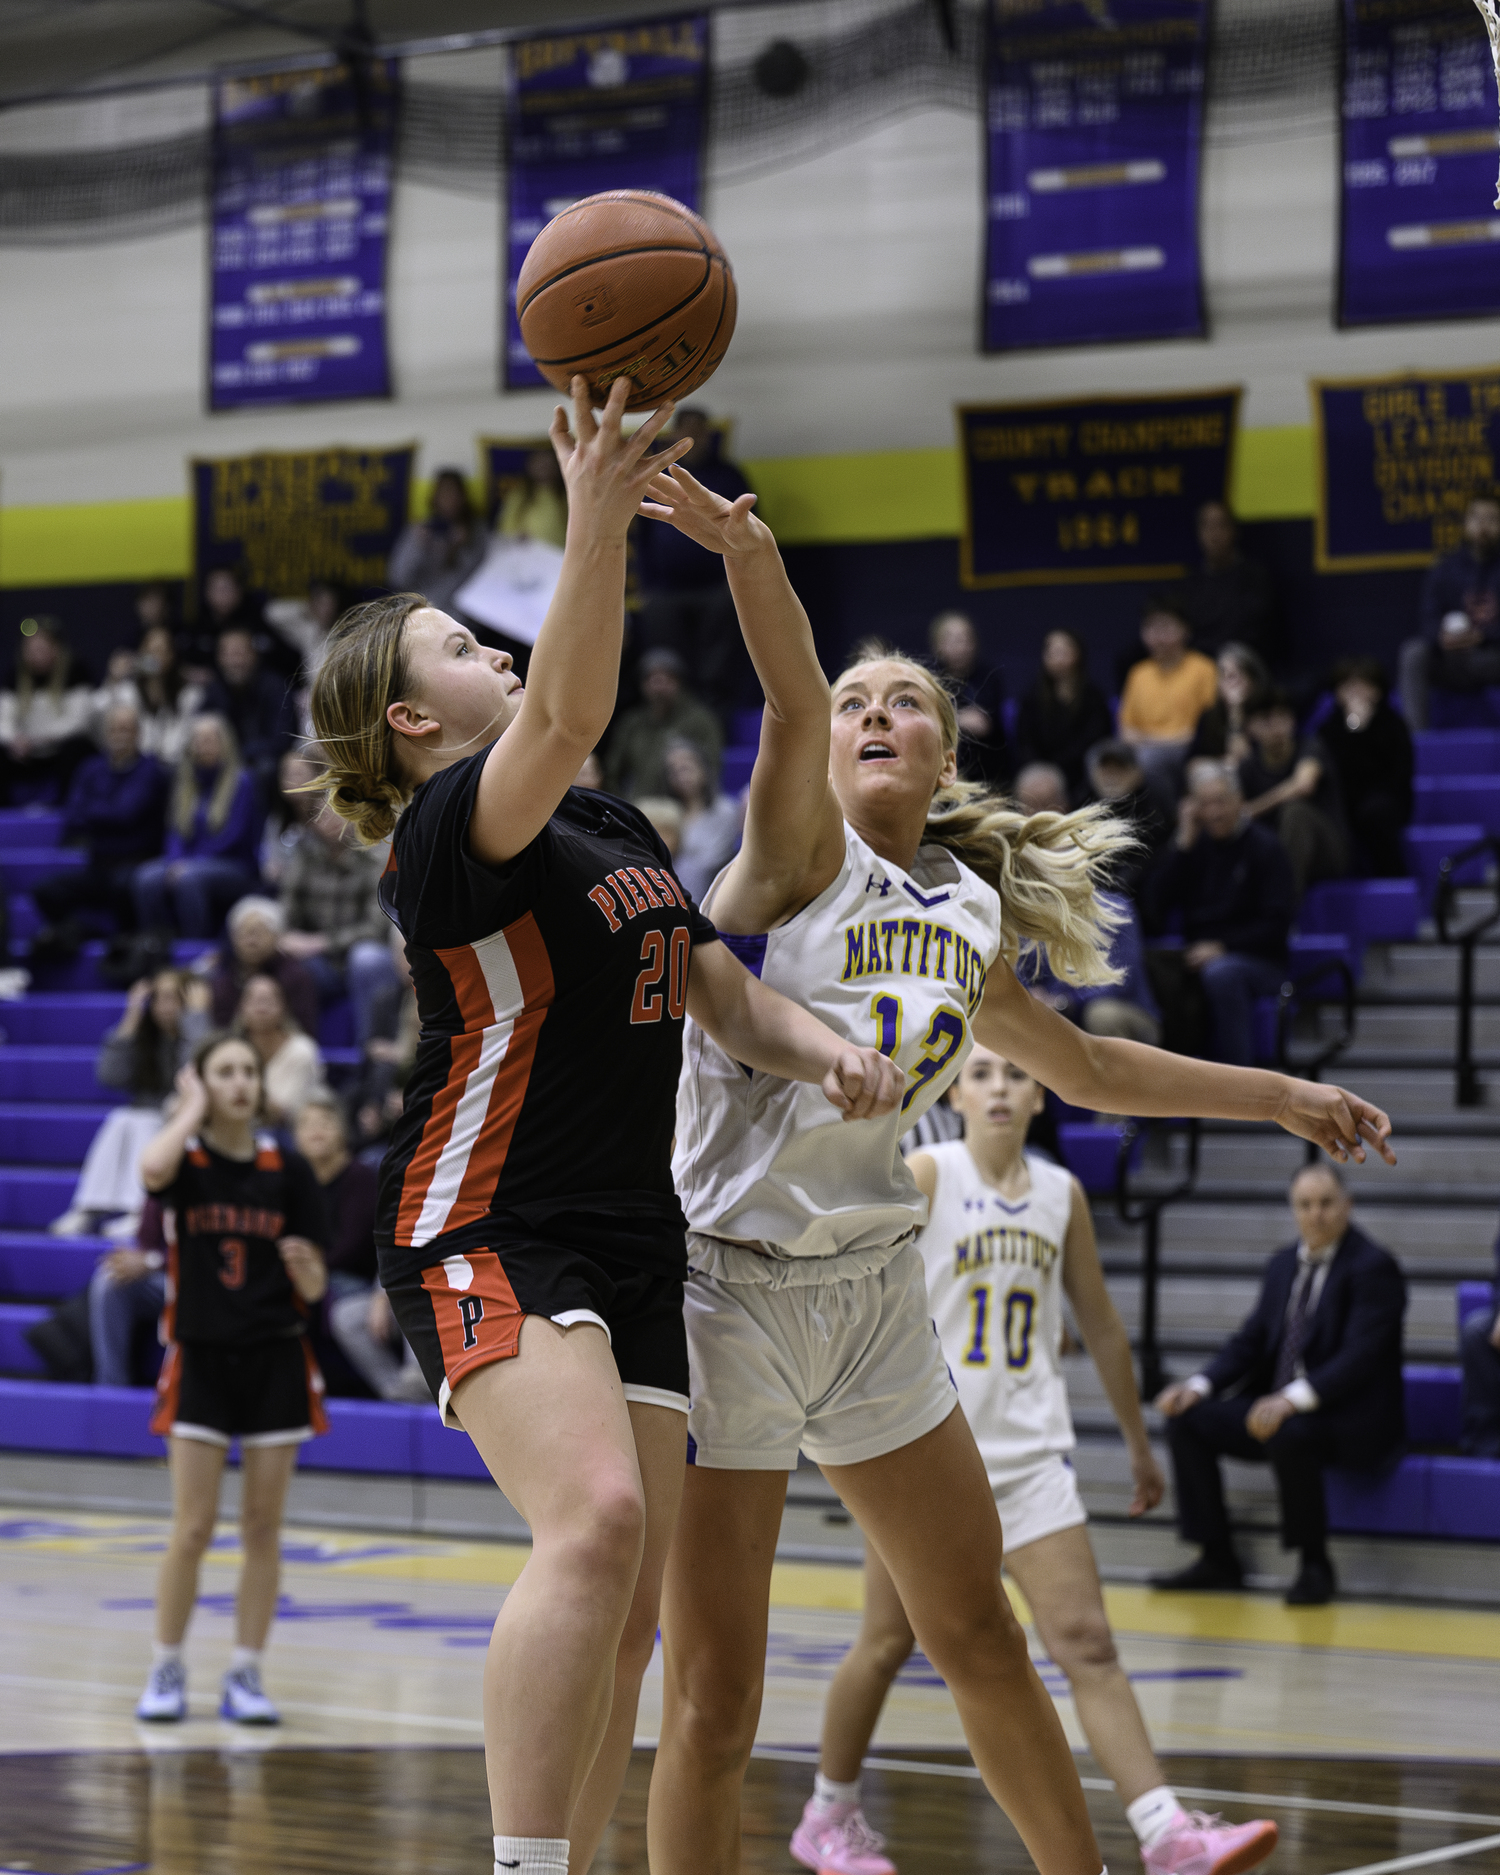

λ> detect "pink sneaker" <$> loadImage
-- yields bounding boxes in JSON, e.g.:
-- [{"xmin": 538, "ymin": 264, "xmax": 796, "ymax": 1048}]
[
  {"xmin": 1142, "ymin": 1813, "xmax": 1279, "ymax": 1875},
  {"xmin": 790, "ymin": 1798, "xmax": 897, "ymax": 1875}
]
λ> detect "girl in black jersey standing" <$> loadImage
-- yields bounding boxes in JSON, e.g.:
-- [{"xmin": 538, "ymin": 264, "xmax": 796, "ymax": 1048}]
[
  {"xmin": 134, "ymin": 1031, "xmax": 329, "ymax": 1727},
  {"xmin": 308, "ymin": 378, "xmax": 902, "ymax": 1875}
]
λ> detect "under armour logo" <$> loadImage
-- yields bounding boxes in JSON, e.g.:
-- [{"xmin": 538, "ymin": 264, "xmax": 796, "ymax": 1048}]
[{"xmin": 865, "ymin": 872, "xmax": 893, "ymax": 897}]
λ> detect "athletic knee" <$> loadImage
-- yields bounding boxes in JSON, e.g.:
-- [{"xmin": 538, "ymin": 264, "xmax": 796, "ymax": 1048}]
[
  {"xmin": 918, "ymin": 1591, "xmax": 1029, "ymax": 1684},
  {"xmin": 667, "ymin": 1668, "xmax": 764, "ymax": 1772},
  {"xmin": 546, "ymin": 1479, "xmax": 647, "ymax": 1588},
  {"xmin": 1047, "ymin": 1611, "xmax": 1119, "ymax": 1676},
  {"xmin": 238, "ymin": 1502, "xmax": 283, "ymax": 1557},
  {"xmin": 859, "ymin": 1619, "xmax": 917, "ymax": 1683},
  {"xmin": 172, "ymin": 1509, "xmax": 217, "ymax": 1557}
]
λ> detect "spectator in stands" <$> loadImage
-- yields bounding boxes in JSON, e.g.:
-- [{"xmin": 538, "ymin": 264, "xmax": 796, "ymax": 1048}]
[
  {"xmin": 1155, "ymin": 1162, "xmax": 1406, "ymax": 1605},
  {"xmin": 498, "ymin": 447, "xmax": 569, "ymax": 549},
  {"xmin": 635, "ymin": 409, "xmax": 751, "ymax": 719},
  {"xmin": 388, "ymin": 469, "xmax": 488, "ymax": 616},
  {"xmin": 94, "ymin": 624, "xmax": 204, "ymax": 769},
  {"xmin": 207, "ymin": 896, "xmax": 319, "ymax": 1037},
  {"xmin": 1460, "ymin": 1233, "xmax": 1500, "ymax": 1457},
  {"xmin": 134, "ymin": 581, "xmax": 177, "ymax": 641},
  {"xmin": 1085, "ymin": 739, "xmax": 1172, "ymax": 898},
  {"xmin": 1118, "ymin": 598, "xmax": 1219, "ymax": 814},
  {"xmin": 202, "ymin": 627, "xmax": 297, "ymax": 788},
  {"xmin": 133, "ymin": 715, "xmax": 262, "ymax": 938},
  {"xmin": 1319, "ymin": 658, "xmax": 1414, "ymax": 878},
  {"xmin": 928, "ymin": 610, "xmax": 1010, "ymax": 786},
  {"xmin": 264, "ymin": 577, "xmax": 347, "ymax": 710},
  {"xmin": 1013, "ymin": 762, "xmax": 1069, "ymax": 815},
  {"xmin": 1400, "ymin": 491, "xmax": 1500, "ymax": 728},
  {"xmin": 1013, "ymin": 628, "xmax": 1114, "ymax": 802},
  {"xmin": 260, "ymin": 749, "xmax": 321, "ymax": 888},
  {"xmin": 1189, "ymin": 643, "xmax": 1268, "ymax": 764},
  {"xmin": 664, "ymin": 735, "xmax": 741, "ymax": 901},
  {"xmin": 1021, "ymin": 892, "xmax": 1161, "ymax": 1047},
  {"xmin": 1180, "ymin": 501, "xmax": 1279, "ymax": 663},
  {"xmin": 52, "ymin": 968, "xmax": 208, "ymax": 1240},
  {"xmin": 179, "ymin": 564, "xmax": 277, "ymax": 680},
  {"xmin": 635, "ymin": 796, "xmax": 683, "ymax": 859},
  {"xmin": 604, "ymin": 648, "xmax": 723, "ymax": 799},
  {"xmin": 1141, "ymin": 761, "xmax": 1295, "ymax": 1066},
  {"xmin": 277, "ymin": 798, "xmax": 395, "ymax": 1044},
  {"xmin": 355, "ymin": 926, "xmax": 417, "ymax": 1149},
  {"xmin": 31, "ymin": 703, "xmax": 169, "ymax": 956},
  {"xmin": 234, "ymin": 972, "xmax": 325, "ymax": 1126},
  {"xmin": 87, "ymin": 1197, "xmax": 171, "ymax": 1388},
  {"xmin": 1239, "ymin": 689, "xmax": 1349, "ymax": 897},
  {"xmin": 0, "ymin": 617, "xmax": 95, "ymax": 806}
]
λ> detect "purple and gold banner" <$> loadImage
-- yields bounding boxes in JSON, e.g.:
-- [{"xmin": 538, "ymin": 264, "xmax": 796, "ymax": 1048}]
[
  {"xmin": 210, "ymin": 62, "xmax": 398, "ymax": 411},
  {"xmin": 504, "ymin": 16, "xmax": 709, "ymax": 391},
  {"xmin": 983, "ymin": 0, "xmax": 1208, "ymax": 353},
  {"xmin": 1339, "ymin": 0, "xmax": 1500, "ymax": 328}
]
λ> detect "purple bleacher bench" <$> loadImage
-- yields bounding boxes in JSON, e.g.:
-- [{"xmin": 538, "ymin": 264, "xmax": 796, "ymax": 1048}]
[
  {"xmin": 0, "ymin": 1303, "xmax": 47, "ymax": 1374},
  {"xmin": 1428, "ymin": 689, "xmax": 1500, "ymax": 731},
  {"xmin": 1413, "ymin": 775, "xmax": 1500, "ymax": 833},
  {"xmin": 1057, "ymin": 1122, "xmax": 1128, "ymax": 1194},
  {"xmin": 0, "ymin": 1234, "xmax": 103, "ymax": 1299},
  {"xmin": 1403, "ymin": 1364, "xmax": 1463, "ymax": 1446},
  {"xmin": 1325, "ymin": 1455, "xmax": 1431, "ymax": 1536},
  {"xmin": 0, "ymin": 812, "xmax": 66, "ymax": 850},
  {"xmin": 1414, "ymin": 730, "xmax": 1500, "ymax": 777},
  {"xmin": 1458, "ymin": 1281, "xmax": 1496, "ymax": 1330},
  {"xmin": 1428, "ymin": 1458, "xmax": 1500, "ymax": 1540},
  {"xmin": 1404, "ymin": 824, "xmax": 1487, "ymax": 904},
  {"xmin": 1297, "ymin": 880, "xmax": 1420, "ymax": 956},
  {"xmin": 0, "ymin": 996, "xmax": 125, "ymax": 1047}
]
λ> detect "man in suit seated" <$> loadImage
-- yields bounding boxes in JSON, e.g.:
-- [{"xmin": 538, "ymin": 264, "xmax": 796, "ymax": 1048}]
[{"xmin": 1152, "ymin": 1162, "xmax": 1406, "ymax": 1606}]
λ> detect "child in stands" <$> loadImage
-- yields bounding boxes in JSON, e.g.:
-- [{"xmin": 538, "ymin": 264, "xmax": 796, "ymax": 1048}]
[{"xmin": 134, "ymin": 1031, "xmax": 328, "ymax": 1726}]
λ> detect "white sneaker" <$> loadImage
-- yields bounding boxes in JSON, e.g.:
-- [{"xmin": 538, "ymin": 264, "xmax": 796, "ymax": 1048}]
[
  {"xmin": 220, "ymin": 1662, "xmax": 279, "ymax": 1725},
  {"xmin": 136, "ymin": 1657, "xmax": 187, "ymax": 1722}
]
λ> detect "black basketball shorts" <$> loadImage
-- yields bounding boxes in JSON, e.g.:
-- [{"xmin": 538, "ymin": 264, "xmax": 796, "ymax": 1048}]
[
  {"xmin": 385, "ymin": 1239, "xmax": 689, "ymax": 1430},
  {"xmin": 150, "ymin": 1335, "xmax": 328, "ymax": 1447}
]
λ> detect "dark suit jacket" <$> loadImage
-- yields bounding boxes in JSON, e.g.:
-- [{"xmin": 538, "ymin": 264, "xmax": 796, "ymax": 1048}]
[{"xmin": 1204, "ymin": 1225, "xmax": 1406, "ymax": 1462}]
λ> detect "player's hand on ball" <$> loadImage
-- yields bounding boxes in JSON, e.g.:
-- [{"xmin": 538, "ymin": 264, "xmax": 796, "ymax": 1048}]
[
  {"xmin": 1275, "ymin": 1081, "xmax": 1396, "ymax": 1166},
  {"xmin": 548, "ymin": 376, "xmax": 692, "ymax": 543},
  {"xmin": 639, "ymin": 463, "xmax": 770, "ymax": 557},
  {"xmin": 822, "ymin": 1045, "xmax": 904, "ymax": 1121}
]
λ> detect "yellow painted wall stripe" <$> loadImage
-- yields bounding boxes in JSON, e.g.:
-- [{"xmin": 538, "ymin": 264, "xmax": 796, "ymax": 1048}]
[{"xmin": 0, "ymin": 429, "xmax": 1320, "ymax": 587}]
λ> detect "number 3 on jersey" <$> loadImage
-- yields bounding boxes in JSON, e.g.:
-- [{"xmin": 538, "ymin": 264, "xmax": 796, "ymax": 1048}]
[{"xmin": 869, "ymin": 992, "xmax": 965, "ymax": 1111}]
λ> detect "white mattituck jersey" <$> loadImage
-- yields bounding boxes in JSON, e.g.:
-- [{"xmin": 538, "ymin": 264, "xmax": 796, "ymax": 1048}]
[
  {"xmin": 674, "ymin": 822, "xmax": 1003, "ymax": 1260},
  {"xmin": 918, "ymin": 1141, "xmax": 1077, "ymax": 1484}
]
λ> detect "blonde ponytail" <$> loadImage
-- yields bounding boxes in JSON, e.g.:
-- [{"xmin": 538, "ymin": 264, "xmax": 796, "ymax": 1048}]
[
  {"xmin": 308, "ymin": 592, "xmax": 427, "ymax": 844},
  {"xmin": 923, "ymin": 783, "xmax": 1133, "ymax": 986},
  {"xmin": 839, "ymin": 645, "xmax": 1138, "ymax": 986}
]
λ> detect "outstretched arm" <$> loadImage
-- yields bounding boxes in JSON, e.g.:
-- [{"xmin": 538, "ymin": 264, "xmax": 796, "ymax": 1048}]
[
  {"xmin": 972, "ymin": 960, "xmax": 1396, "ymax": 1165},
  {"xmin": 639, "ymin": 468, "xmax": 845, "ymax": 929},
  {"xmin": 469, "ymin": 379, "xmax": 691, "ymax": 865},
  {"xmin": 686, "ymin": 940, "xmax": 903, "ymax": 1120}
]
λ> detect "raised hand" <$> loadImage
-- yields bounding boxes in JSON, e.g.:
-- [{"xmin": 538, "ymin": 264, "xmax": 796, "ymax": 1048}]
[
  {"xmin": 1275, "ymin": 1081, "xmax": 1396, "ymax": 1165},
  {"xmin": 821, "ymin": 1045, "xmax": 906, "ymax": 1121},
  {"xmin": 639, "ymin": 462, "xmax": 770, "ymax": 557},
  {"xmin": 548, "ymin": 376, "xmax": 693, "ymax": 544}
]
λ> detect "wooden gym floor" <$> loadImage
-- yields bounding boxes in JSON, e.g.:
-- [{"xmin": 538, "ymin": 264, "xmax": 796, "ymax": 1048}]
[{"xmin": 1, "ymin": 1512, "xmax": 1498, "ymax": 1875}]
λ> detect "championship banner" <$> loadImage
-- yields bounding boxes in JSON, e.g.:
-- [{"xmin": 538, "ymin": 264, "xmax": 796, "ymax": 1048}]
[
  {"xmin": 193, "ymin": 446, "xmax": 415, "ymax": 597},
  {"xmin": 209, "ymin": 61, "xmax": 399, "ymax": 411},
  {"xmin": 983, "ymin": 0, "xmax": 1208, "ymax": 353},
  {"xmin": 1339, "ymin": 0, "xmax": 1500, "ymax": 328},
  {"xmin": 1313, "ymin": 369, "xmax": 1500, "ymax": 571},
  {"xmin": 504, "ymin": 16, "xmax": 709, "ymax": 390},
  {"xmin": 958, "ymin": 389, "xmax": 1239, "ymax": 588}
]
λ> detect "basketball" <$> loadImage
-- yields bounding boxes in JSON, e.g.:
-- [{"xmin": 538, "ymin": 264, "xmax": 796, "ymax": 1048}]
[{"xmin": 516, "ymin": 189, "xmax": 737, "ymax": 411}]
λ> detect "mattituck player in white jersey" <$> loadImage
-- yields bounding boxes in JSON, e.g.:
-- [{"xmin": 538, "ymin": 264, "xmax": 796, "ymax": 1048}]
[
  {"xmin": 636, "ymin": 463, "xmax": 1396, "ymax": 1875},
  {"xmin": 804, "ymin": 1044, "xmax": 1277, "ymax": 1875}
]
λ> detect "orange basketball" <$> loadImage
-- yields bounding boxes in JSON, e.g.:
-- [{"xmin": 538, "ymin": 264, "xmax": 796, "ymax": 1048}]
[{"xmin": 516, "ymin": 189, "xmax": 737, "ymax": 411}]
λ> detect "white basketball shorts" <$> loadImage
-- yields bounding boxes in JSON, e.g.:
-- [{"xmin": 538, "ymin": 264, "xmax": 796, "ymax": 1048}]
[
  {"xmin": 683, "ymin": 1235, "xmax": 959, "ymax": 1470},
  {"xmin": 994, "ymin": 1455, "xmax": 1088, "ymax": 1554}
]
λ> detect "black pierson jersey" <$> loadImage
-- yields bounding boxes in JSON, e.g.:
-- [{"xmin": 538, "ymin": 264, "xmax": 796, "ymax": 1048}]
[
  {"xmin": 375, "ymin": 756, "xmax": 719, "ymax": 1272},
  {"xmin": 161, "ymin": 1134, "xmax": 328, "ymax": 1344}
]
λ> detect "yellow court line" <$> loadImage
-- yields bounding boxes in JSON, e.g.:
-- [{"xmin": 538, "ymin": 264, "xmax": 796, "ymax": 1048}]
[{"xmin": 1098, "ymin": 1584, "xmax": 1500, "ymax": 1664}]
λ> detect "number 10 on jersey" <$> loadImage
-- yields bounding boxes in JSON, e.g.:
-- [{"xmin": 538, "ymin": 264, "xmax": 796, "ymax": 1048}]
[{"xmin": 869, "ymin": 992, "xmax": 966, "ymax": 1112}]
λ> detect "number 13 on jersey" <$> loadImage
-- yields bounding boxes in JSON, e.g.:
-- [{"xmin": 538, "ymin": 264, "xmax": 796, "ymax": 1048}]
[{"xmin": 869, "ymin": 992, "xmax": 966, "ymax": 1112}]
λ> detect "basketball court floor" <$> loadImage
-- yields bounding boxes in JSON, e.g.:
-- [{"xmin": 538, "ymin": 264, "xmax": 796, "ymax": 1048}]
[{"xmin": 2, "ymin": 1511, "xmax": 1498, "ymax": 1875}]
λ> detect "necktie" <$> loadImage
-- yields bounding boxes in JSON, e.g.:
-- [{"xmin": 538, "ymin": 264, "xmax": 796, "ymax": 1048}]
[{"xmin": 1273, "ymin": 1262, "xmax": 1314, "ymax": 1391}]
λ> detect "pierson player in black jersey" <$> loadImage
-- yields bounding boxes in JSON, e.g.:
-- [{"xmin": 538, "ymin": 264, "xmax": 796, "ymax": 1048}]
[
  {"xmin": 134, "ymin": 1031, "xmax": 329, "ymax": 1728},
  {"xmin": 307, "ymin": 376, "xmax": 903, "ymax": 1875}
]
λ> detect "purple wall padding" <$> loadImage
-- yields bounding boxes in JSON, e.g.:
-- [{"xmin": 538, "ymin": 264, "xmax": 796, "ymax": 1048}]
[{"xmin": 0, "ymin": 1379, "xmax": 166, "ymax": 1458}]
